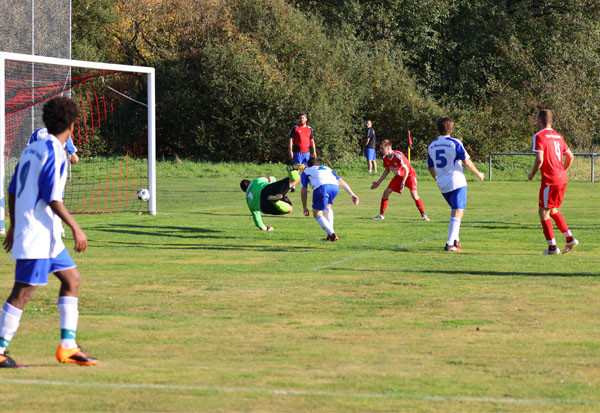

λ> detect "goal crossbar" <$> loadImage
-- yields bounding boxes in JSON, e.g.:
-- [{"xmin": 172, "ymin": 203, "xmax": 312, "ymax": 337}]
[{"xmin": 0, "ymin": 52, "xmax": 156, "ymax": 233}]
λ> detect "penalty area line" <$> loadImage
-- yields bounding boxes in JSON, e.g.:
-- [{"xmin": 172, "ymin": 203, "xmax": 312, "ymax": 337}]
[{"xmin": 0, "ymin": 378, "xmax": 597, "ymax": 406}]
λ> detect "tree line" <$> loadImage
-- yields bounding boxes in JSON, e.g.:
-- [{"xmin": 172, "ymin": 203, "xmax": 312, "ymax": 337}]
[{"xmin": 73, "ymin": 0, "xmax": 600, "ymax": 162}]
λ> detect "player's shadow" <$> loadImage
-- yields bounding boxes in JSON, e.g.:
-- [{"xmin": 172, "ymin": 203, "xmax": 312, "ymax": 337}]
[
  {"xmin": 90, "ymin": 224, "xmax": 230, "ymax": 240},
  {"xmin": 415, "ymin": 269, "xmax": 599, "ymax": 278},
  {"xmin": 90, "ymin": 239, "xmax": 319, "ymax": 252}
]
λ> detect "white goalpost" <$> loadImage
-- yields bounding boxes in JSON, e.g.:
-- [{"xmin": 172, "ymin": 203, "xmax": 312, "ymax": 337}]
[{"xmin": 0, "ymin": 52, "xmax": 156, "ymax": 233}]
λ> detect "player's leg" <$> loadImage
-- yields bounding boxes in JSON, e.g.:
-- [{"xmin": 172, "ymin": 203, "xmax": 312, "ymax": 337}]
[
  {"xmin": 442, "ymin": 187, "xmax": 466, "ymax": 251},
  {"xmin": 0, "ymin": 258, "xmax": 49, "ymax": 368},
  {"xmin": 545, "ymin": 184, "xmax": 578, "ymax": 253},
  {"xmin": 291, "ymin": 153, "xmax": 310, "ymax": 192},
  {"xmin": 406, "ymin": 175, "xmax": 429, "ymax": 221},
  {"xmin": 538, "ymin": 185, "xmax": 562, "ymax": 255},
  {"xmin": 324, "ymin": 204, "xmax": 334, "ymax": 229},
  {"xmin": 312, "ymin": 185, "xmax": 338, "ymax": 240},
  {"xmin": 52, "ymin": 250, "xmax": 98, "ymax": 365},
  {"xmin": 374, "ymin": 187, "xmax": 395, "ymax": 220},
  {"xmin": 263, "ymin": 179, "xmax": 294, "ymax": 215}
]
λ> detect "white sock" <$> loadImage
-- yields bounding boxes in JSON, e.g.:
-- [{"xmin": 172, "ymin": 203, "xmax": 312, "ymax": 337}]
[
  {"xmin": 447, "ymin": 217, "xmax": 461, "ymax": 245},
  {"xmin": 58, "ymin": 296, "xmax": 79, "ymax": 349},
  {"xmin": 316, "ymin": 215, "xmax": 334, "ymax": 235},
  {"xmin": 0, "ymin": 302, "xmax": 23, "ymax": 354},
  {"xmin": 324, "ymin": 208, "xmax": 334, "ymax": 229}
]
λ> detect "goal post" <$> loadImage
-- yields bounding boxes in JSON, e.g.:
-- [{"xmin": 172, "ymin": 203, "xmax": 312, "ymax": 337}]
[{"xmin": 0, "ymin": 52, "xmax": 156, "ymax": 233}]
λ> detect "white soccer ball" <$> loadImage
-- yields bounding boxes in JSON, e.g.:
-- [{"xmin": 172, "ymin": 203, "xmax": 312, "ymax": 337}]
[{"xmin": 137, "ymin": 188, "xmax": 150, "ymax": 201}]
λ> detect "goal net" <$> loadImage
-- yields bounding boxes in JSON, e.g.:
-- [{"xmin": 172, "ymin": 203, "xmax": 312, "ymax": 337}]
[{"xmin": 0, "ymin": 52, "xmax": 156, "ymax": 231}]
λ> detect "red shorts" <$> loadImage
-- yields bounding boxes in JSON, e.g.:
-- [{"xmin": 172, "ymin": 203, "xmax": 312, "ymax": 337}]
[
  {"xmin": 539, "ymin": 183, "xmax": 566, "ymax": 208},
  {"xmin": 388, "ymin": 174, "xmax": 417, "ymax": 193}
]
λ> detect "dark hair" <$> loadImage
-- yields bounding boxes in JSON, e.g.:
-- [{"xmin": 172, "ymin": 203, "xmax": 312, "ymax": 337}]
[
  {"xmin": 537, "ymin": 109, "xmax": 553, "ymax": 126},
  {"xmin": 436, "ymin": 116, "xmax": 454, "ymax": 135},
  {"xmin": 43, "ymin": 96, "xmax": 79, "ymax": 136},
  {"xmin": 240, "ymin": 179, "xmax": 250, "ymax": 192},
  {"xmin": 299, "ymin": 113, "xmax": 308, "ymax": 118},
  {"xmin": 380, "ymin": 139, "xmax": 392, "ymax": 148},
  {"xmin": 308, "ymin": 157, "xmax": 320, "ymax": 167}
]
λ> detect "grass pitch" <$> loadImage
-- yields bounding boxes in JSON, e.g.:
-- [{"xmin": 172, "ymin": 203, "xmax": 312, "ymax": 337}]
[{"xmin": 0, "ymin": 161, "xmax": 598, "ymax": 412}]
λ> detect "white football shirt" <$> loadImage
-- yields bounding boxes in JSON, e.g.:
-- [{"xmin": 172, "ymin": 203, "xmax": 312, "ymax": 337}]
[
  {"xmin": 300, "ymin": 165, "xmax": 340, "ymax": 190},
  {"xmin": 8, "ymin": 135, "xmax": 68, "ymax": 259},
  {"xmin": 427, "ymin": 135, "xmax": 470, "ymax": 193}
]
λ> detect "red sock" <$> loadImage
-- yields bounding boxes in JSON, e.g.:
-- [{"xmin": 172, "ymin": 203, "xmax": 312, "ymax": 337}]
[
  {"xmin": 550, "ymin": 212, "xmax": 569, "ymax": 234},
  {"xmin": 380, "ymin": 199, "xmax": 388, "ymax": 215},
  {"xmin": 414, "ymin": 198, "xmax": 424, "ymax": 213},
  {"xmin": 541, "ymin": 219, "xmax": 555, "ymax": 245}
]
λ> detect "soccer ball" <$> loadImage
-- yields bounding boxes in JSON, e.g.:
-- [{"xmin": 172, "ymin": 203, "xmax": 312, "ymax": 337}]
[{"xmin": 136, "ymin": 188, "xmax": 150, "ymax": 201}]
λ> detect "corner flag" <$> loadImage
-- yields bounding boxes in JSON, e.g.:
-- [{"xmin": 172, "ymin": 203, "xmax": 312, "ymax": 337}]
[{"xmin": 407, "ymin": 130, "xmax": 412, "ymax": 162}]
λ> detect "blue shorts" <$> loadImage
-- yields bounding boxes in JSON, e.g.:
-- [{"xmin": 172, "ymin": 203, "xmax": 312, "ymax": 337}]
[
  {"xmin": 293, "ymin": 152, "xmax": 311, "ymax": 166},
  {"xmin": 365, "ymin": 148, "xmax": 376, "ymax": 161},
  {"xmin": 15, "ymin": 248, "xmax": 76, "ymax": 286},
  {"xmin": 312, "ymin": 184, "xmax": 339, "ymax": 211},
  {"xmin": 442, "ymin": 186, "xmax": 467, "ymax": 210}
]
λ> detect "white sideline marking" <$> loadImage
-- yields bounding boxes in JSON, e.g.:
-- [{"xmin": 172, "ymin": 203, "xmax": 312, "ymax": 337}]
[{"xmin": 0, "ymin": 378, "xmax": 596, "ymax": 406}]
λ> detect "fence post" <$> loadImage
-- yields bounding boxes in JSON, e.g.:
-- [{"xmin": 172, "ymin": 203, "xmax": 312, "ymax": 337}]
[
  {"xmin": 592, "ymin": 154, "xmax": 595, "ymax": 183},
  {"xmin": 488, "ymin": 153, "xmax": 492, "ymax": 181}
]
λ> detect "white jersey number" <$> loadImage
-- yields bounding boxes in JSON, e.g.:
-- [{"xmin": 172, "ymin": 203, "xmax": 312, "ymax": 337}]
[{"xmin": 553, "ymin": 141, "xmax": 562, "ymax": 163}]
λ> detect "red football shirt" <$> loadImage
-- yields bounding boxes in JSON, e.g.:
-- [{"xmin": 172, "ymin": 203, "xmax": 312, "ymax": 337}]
[
  {"xmin": 383, "ymin": 150, "xmax": 414, "ymax": 178},
  {"xmin": 533, "ymin": 128, "xmax": 569, "ymax": 186},
  {"xmin": 290, "ymin": 125, "xmax": 314, "ymax": 153}
]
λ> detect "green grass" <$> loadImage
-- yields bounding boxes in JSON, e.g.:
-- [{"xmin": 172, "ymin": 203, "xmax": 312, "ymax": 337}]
[{"xmin": 0, "ymin": 161, "xmax": 599, "ymax": 412}]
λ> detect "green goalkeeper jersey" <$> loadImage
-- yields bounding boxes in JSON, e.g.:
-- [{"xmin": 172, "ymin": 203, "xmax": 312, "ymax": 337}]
[{"xmin": 245, "ymin": 176, "xmax": 276, "ymax": 229}]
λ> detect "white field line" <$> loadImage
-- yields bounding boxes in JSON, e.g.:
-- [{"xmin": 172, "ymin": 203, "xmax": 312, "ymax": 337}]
[{"xmin": 0, "ymin": 378, "xmax": 596, "ymax": 406}]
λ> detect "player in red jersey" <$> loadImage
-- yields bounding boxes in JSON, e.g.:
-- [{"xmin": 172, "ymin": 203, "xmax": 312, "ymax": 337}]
[
  {"xmin": 289, "ymin": 113, "xmax": 317, "ymax": 192},
  {"xmin": 371, "ymin": 139, "xmax": 430, "ymax": 221},
  {"xmin": 528, "ymin": 109, "xmax": 578, "ymax": 255}
]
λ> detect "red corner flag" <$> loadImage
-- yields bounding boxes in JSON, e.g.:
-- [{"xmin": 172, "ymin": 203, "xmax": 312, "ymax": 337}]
[{"xmin": 407, "ymin": 130, "xmax": 412, "ymax": 148}]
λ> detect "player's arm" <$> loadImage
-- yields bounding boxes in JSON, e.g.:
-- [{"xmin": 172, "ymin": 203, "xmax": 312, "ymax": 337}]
[
  {"xmin": 310, "ymin": 135, "xmax": 317, "ymax": 158},
  {"xmin": 251, "ymin": 210, "xmax": 272, "ymax": 231},
  {"xmin": 301, "ymin": 186, "xmax": 310, "ymax": 216},
  {"xmin": 338, "ymin": 178, "xmax": 359, "ymax": 205},
  {"xmin": 528, "ymin": 151, "xmax": 544, "ymax": 180},
  {"xmin": 289, "ymin": 137, "xmax": 294, "ymax": 159},
  {"xmin": 464, "ymin": 158, "xmax": 485, "ymax": 181},
  {"xmin": 563, "ymin": 149, "xmax": 574, "ymax": 171},
  {"xmin": 401, "ymin": 164, "xmax": 409, "ymax": 186},
  {"xmin": 2, "ymin": 193, "xmax": 16, "ymax": 252},
  {"xmin": 50, "ymin": 201, "xmax": 88, "ymax": 252},
  {"xmin": 371, "ymin": 168, "xmax": 389, "ymax": 189}
]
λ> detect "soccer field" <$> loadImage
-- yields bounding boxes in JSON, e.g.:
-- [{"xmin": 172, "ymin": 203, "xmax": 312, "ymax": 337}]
[{"xmin": 0, "ymin": 163, "xmax": 599, "ymax": 412}]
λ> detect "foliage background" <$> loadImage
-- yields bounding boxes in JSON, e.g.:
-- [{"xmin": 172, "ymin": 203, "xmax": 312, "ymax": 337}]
[{"xmin": 73, "ymin": 0, "xmax": 600, "ymax": 162}]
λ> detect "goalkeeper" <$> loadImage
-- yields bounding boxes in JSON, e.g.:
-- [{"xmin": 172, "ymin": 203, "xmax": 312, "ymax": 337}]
[{"xmin": 240, "ymin": 164, "xmax": 304, "ymax": 231}]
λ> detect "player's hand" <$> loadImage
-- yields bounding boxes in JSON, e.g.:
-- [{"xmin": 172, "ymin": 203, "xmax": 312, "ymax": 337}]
[
  {"xmin": 72, "ymin": 228, "xmax": 88, "ymax": 252},
  {"xmin": 370, "ymin": 182, "xmax": 379, "ymax": 190},
  {"xmin": 528, "ymin": 172, "xmax": 535, "ymax": 181},
  {"xmin": 303, "ymin": 208, "xmax": 310, "ymax": 216},
  {"xmin": 289, "ymin": 152, "xmax": 294, "ymax": 159},
  {"xmin": 399, "ymin": 183, "xmax": 405, "ymax": 194},
  {"xmin": 352, "ymin": 195, "xmax": 359, "ymax": 205},
  {"xmin": 477, "ymin": 172, "xmax": 485, "ymax": 181},
  {"xmin": 2, "ymin": 227, "xmax": 14, "ymax": 252},
  {"xmin": 70, "ymin": 153, "xmax": 79, "ymax": 164}
]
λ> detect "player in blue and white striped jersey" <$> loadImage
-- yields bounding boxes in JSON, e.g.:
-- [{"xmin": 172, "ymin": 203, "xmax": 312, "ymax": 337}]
[
  {"xmin": 301, "ymin": 158, "xmax": 359, "ymax": 241},
  {"xmin": 29, "ymin": 126, "xmax": 79, "ymax": 164},
  {"xmin": 0, "ymin": 97, "xmax": 98, "ymax": 368},
  {"xmin": 427, "ymin": 116, "xmax": 484, "ymax": 252}
]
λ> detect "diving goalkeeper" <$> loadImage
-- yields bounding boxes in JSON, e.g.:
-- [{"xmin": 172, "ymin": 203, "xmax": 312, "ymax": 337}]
[{"xmin": 240, "ymin": 164, "xmax": 304, "ymax": 231}]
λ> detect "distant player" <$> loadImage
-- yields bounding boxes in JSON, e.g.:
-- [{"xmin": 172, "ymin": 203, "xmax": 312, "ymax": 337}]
[
  {"xmin": 289, "ymin": 113, "xmax": 317, "ymax": 191},
  {"xmin": 240, "ymin": 164, "xmax": 304, "ymax": 231},
  {"xmin": 528, "ymin": 109, "xmax": 578, "ymax": 255},
  {"xmin": 371, "ymin": 139, "xmax": 430, "ymax": 221},
  {"xmin": 29, "ymin": 127, "xmax": 79, "ymax": 164},
  {"xmin": 427, "ymin": 117, "xmax": 484, "ymax": 252},
  {"xmin": 301, "ymin": 158, "xmax": 359, "ymax": 241},
  {"xmin": 0, "ymin": 97, "xmax": 98, "ymax": 368},
  {"xmin": 363, "ymin": 120, "xmax": 377, "ymax": 174}
]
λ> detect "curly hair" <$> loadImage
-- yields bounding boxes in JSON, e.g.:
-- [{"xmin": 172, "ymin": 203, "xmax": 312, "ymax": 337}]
[{"xmin": 43, "ymin": 97, "xmax": 79, "ymax": 136}]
